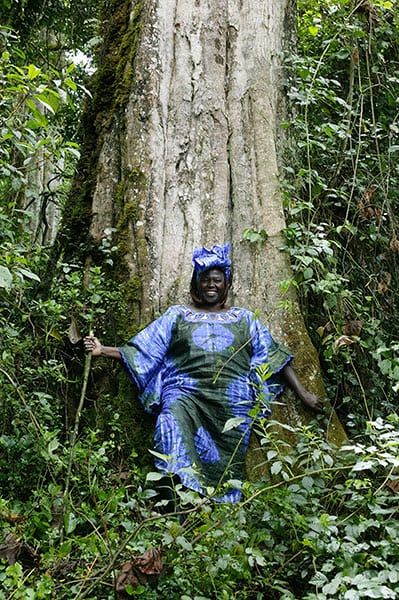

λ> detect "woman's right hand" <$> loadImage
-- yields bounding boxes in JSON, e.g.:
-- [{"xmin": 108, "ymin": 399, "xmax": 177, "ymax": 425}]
[{"xmin": 83, "ymin": 335, "xmax": 102, "ymax": 357}]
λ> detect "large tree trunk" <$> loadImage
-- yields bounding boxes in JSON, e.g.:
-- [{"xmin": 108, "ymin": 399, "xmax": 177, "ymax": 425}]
[{"xmin": 59, "ymin": 0, "xmax": 346, "ymax": 465}]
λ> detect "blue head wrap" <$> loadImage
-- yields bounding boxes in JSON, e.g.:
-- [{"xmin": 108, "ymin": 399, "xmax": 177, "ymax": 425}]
[{"xmin": 192, "ymin": 242, "xmax": 231, "ymax": 280}]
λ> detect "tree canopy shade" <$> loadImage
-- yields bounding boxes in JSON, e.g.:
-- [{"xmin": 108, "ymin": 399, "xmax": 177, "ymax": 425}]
[{"xmin": 1, "ymin": 0, "xmax": 101, "ymax": 57}]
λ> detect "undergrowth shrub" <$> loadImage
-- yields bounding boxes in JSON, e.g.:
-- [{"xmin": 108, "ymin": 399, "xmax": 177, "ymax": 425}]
[{"xmin": 0, "ymin": 418, "xmax": 398, "ymax": 599}]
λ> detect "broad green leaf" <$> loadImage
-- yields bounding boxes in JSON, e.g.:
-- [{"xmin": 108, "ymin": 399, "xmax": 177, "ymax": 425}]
[
  {"xmin": 222, "ymin": 417, "xmax": 246, "ymax": 432},
  {"xmin": 267, "ymin": 450, "xmax": 278, "ymax": 460},
  {"xmin": 352, "ymin": 460, "xmax": 375, "ymax": 471},
  {"xmin": 64, "ymin": 511, "xmax": 78, "ymax": 534},
  {"xmin": 0, "ymin": 266, "xmax": 12, "ymax": 289},
  {"xmin": 64, "ymin": 77, "xmax": 77, "ymax": 91},
  {"xmin": 226, "ymin": 479, "xmax": 242, "ymax": 489},
  {"xmin": 125, "ymin": 583, "xmax": 146, "ymax": 594},
  {"xmin": 148, "ymin": 449, "xmax": 171, "ymax": 461},
  {"xmin": 36, "ymin": 93, "xmax": 56, "ymax": 114},
  {"xmin": 309, "ymin": 572, "xmax": 328, "ymax": 586},
  {"xmin": 308, "ymin": 25, "xmax": 319, "ymax": 36},
  {"xmin": 176, "ymin": 536, "xmax": 193, "ymax": 551},
  {"xmin": 146, "ymin": 471, "xmax": 165, "ymax": 481},
  {"xmin": 65, "ymin": 146, "xmax": 81, "ymax": 159},
  {"xmin": 47, "ymin": 438, "xmax": 60, "ymax": 456},
  {"xmin": 17, "ymin": 267, "xmax": 40, "ymax": 282},
  {"xmin": 343, "ymin": 590, "xmax": 360, "ymax": 600},
  {"xmin": 323, "ymin": 576, "xmax": 341, "ymax": 595},
  {"xmin": 302, "ymin": 476, "xmax": 314, "ymax": 490},
  {"xmin": 271, "ymin": 461, "xmax": 282, "ymax": 475},
  {"xmin": 59, "ymin": 541, "xmax": 72, "ymax": 558},
  {"xmin": 28, "ymin": 64, "xmax": 41, "ymax": 80}
]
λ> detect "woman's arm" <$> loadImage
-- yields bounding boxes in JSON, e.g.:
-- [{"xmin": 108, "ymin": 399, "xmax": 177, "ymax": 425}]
[
  {"xmin": 83, "ymin": 335, "xmax": 122, "ymax": 360},
  {"xmin": 281, "ymin": 364, "xmax": 324, "ymax": 412}
]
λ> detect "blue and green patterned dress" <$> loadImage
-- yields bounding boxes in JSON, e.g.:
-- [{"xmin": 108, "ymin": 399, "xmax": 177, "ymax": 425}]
[{"xmin": 119, "ymin": 305, "xmax": 292, "ymax": 502}]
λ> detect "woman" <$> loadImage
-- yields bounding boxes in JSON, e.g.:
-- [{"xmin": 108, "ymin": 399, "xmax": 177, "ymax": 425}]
[{"xmin": 84, "ymin": 243, "xmax": 323, "ymax": 502}]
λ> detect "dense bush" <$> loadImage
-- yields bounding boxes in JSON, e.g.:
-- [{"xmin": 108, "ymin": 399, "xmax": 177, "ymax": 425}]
[{"xmin": 283, "ymin": 0, "xmax": 399, "ymax": 424}]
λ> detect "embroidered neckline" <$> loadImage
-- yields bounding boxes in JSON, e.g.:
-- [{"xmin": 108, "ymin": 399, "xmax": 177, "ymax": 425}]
[{"xmin": 178, "ymin": 306, "xmax": 244, "ymax": 323}]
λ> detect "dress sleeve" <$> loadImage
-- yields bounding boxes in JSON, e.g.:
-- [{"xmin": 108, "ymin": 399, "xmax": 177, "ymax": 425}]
[
  {"xmin": 118, "ymin": 306, "xmax": 179, "ymax": 393},
  {"xmin": 248, "ymin": 313, "xmax": 293, "ymax": 415}
]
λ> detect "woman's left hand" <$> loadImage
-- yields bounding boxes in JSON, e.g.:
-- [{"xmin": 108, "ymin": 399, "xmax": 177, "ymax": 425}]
[{"xmin": 300, "ymin": 391, "xmax": 325, "ymax": 412}]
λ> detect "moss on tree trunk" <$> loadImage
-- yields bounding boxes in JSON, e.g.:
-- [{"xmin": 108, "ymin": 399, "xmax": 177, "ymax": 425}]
[{"xmin": 56, "ymin": 0, "xmax": 346, "ymax": 471}]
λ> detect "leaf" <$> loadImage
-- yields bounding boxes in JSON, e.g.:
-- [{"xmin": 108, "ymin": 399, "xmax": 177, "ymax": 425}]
[
  {"xmin": 303, "ymin": 267, "xmax": 314, "ymax": 280},
  {"xmin": 242, "ymin": 228, "xmax": 269, "ymax": 244},
  {"xmin": 59, "ymin": 541, "xmax": 72, "ymax": 558},
  {"xmin": 64, "ymin": 511, "xmax": 78, "ymax": 534},
  {"xmin": 352, "ymin": 460, "xmax": 375, "ymax": 471},
  {"xmin": 16, "ymin": 267, "xmax": 40, "ymax": 282},
  {"xmin": 27, "ymin": 64, "xmax": 41, "ymax": 80},
  {"xmin": 36, "ymin": 94, "xmax": 56, "ymax": 114},
  {"xmin": 222, "ymin": 417, "xmax": 246, "ymax": 432},
  {"xmin": 146, "ymin": 471, "xmax": 165, "ymax": 482},
  {"xmin": 64, "ymin": 77, "xmax": 77, "ymax": 91},
  {"xmin": 271, "ymin": 461, "xmax": 282, "ymax": 475},
  {"xmin": 308, "ymin": 25, "xmax": 319, "ymax": 36},
  {"xmin": 176, "ymin": 536, "xmax": 193, "ymax": 551},
  {"xmin": 324, "ymin": 454, "xmax": 334, "ymax": 467},
  {"xmin": 47, "ymin": 438, "xmax": 60, "ymax": 457},
  {"xmin": 68, "ymin": 317, "xmax": 81, "ymax": 344},
  {"xmin": 0, "ymin": 265, "xmax": 12, "ymax": 289},
  {"xmin": 302, "ymin": 476, "xmax": 314, "ymax": 490},
  {"xmin": 148, "ymin": 449, "xmax": 171, "ymax": 461},
  {"xmin": 309, "ymin": 571, "xmax": 328, "ymax": 586},
  {"xmin": 323, "ymin": 576, "xmax": 341, "ymax": 595},
  {"xmin": 49, "ymin": 328, "xmax": 63, "ymax": 341},
  {"xmin": 65, "ymin": 145, "xmax": 81, "ymax": 159},
  {"xmin": 246, "ymin": 547, "xmax": 266, "ymax": 566},
  {"xmin": 334, "ymin": 335, "xmax": 355, "ymax": 350},
  {"xmin": 226, "ymin": 479, "xmax": 242, "ymax": 489},
  {"xmin": 343, "ymin": 590, "xmax": 360, "ymax": 600}
]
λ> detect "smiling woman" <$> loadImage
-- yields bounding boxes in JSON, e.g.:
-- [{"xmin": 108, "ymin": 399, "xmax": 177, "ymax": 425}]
[
  {"xmin": 84, "ymin": 243, "xmax": 323, "ymax": 504},
  {"xmin": 197, "ymin": 269, "xmax": 227, "ymax": 306}
]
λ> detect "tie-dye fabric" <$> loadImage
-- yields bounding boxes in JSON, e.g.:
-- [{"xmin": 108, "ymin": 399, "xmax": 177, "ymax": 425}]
[{"xmin": 119, "ymin": 305, "xmax": 292, "ymax": 502}]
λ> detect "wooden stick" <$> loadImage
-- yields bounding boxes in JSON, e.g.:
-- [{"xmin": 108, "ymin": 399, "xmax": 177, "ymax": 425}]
[{"xmin": 62, "ymin": 330, "xmax": 94, "ymax": 538}]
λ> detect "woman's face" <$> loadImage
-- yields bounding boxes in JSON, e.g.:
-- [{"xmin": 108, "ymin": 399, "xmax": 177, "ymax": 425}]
[{"xmin": 198, "ymin": 268, "xmax": 227, "ymax": 305}]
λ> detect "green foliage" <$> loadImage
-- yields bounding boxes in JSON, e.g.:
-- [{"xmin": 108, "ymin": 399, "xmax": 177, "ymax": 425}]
[
  {"xmin": 0, "ymin": 418, "xmax": 398, "ymax": 598},
  {"xmin": 2, "ymin": 0, "xmax": 102, "ymax": 61},
  {"xmin": 1, "ymin": 1, "xmax": 399, "ymax": 598},
  {"xmin": 0, "ymin": 26, "xmax": 95, "ymax": 498},
  {"xmin": 282, "ymin": 0, "xmax": 399, "ymax": 422},
  {"xmin": 242, "ymin": 228, "xmax": 269, "ymax": 245},
  {"xmin": 0, "ymin": 27, "xmax": 81, "ymax": 200}
]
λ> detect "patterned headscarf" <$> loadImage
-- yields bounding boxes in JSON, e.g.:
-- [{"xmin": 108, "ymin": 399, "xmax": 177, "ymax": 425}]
[{"xmin": 191, "ymin": 242, "xmax": 232, "ymax": 279}]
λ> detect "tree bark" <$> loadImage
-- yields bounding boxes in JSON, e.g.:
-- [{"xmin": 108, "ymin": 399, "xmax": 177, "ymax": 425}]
[{"xmin": 59, "ymin": 0, "xmax": 346, "ymax": 465}]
